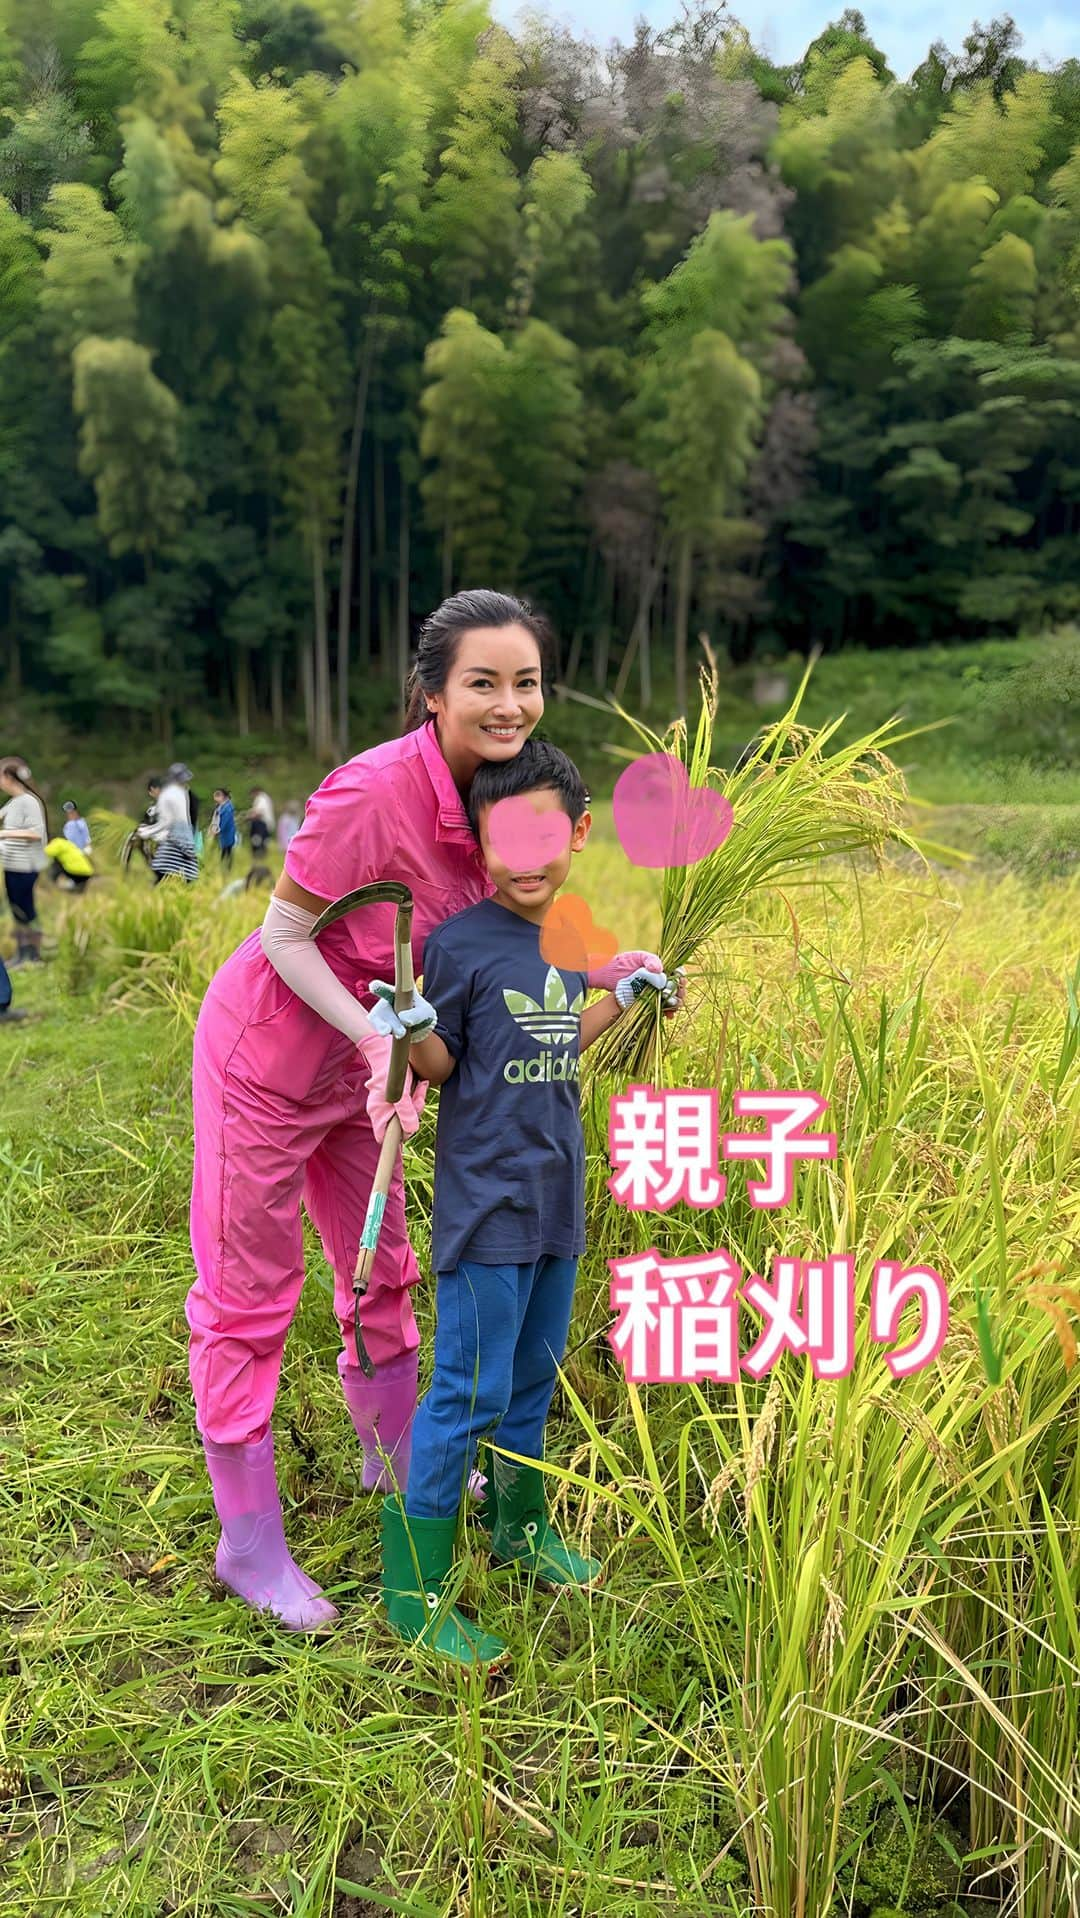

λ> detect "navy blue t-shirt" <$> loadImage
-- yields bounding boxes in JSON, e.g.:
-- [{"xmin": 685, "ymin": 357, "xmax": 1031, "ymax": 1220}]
[{"xmin": 421, "ymin": 898, "xmax": 588, "ymax": 1274}]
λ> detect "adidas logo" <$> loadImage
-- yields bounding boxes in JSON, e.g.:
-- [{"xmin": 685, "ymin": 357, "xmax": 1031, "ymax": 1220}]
[{"xmin": 503, "ymin": 967, "xmax": 585, "ymax": 1049}]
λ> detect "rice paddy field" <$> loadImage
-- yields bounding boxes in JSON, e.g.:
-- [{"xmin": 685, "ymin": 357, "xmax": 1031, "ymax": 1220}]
[{"xmin": 1, "ymin": 675, "xmax": 1079, "ymax": 1917}]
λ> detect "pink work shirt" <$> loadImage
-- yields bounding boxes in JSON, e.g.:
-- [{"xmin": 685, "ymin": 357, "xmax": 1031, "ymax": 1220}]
[{"xmin": 205, "ymin": 722, "xmax": 495, "ymax": 1106}]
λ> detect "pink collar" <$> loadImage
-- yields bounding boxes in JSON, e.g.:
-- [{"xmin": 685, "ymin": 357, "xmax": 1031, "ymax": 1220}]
[{"xmin": 415, "ymin": 719, "xmax": 474, "ymax": 843}]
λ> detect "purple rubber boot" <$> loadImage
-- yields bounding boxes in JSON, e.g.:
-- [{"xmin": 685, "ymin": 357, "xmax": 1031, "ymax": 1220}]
[
  {"xmin": 339, "ymin": 1347, "xmax": 418, "ymax": 1493},
  {"xmin": 203, "ymin": 1430, "xmax": 338, "ymax": 1633}
]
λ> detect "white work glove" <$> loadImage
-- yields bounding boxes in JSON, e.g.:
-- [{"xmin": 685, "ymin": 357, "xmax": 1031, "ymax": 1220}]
[
  {"xmin": 587, "ymin": 949, "xmax": 663, "ymax": 991},
  {"xmin": 614, "ymin": 966, "xmax": 686, "ymax": 1015},
  {"xmin": 367, "ymin": 979, "xmax": 439, "ymax": 1042}
]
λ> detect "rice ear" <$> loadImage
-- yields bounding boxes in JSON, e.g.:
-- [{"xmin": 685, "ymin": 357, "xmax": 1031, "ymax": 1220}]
[{"xmin": 584, "ymin": 653, "xmax": 931, "ymax": 1082}]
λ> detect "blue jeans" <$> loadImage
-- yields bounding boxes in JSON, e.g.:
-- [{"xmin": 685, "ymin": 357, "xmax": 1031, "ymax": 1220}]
[
  {"xmin": 405, "ymin": 1255, "xmax": 579, "ymax": 1519},
  {"xmin": 0, "ymin": 953, "xmax": 10, "ymax": 1011}
]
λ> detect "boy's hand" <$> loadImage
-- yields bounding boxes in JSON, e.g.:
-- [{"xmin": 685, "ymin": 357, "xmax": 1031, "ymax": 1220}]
[
  {"xmin": 614, "ymin": 966, "xmax": 686, "ymax": 1016},
  {"xmin": 587, "ymin": 950, "xmax": 662, "ymax": 991},
  {"xmin": 368, "ymin": 979, "xmax": 439, "ymax": 1042}
]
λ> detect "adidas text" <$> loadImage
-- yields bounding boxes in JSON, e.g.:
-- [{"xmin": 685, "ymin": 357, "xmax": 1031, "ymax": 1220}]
[{"xmin": 503, "ymin": 1054, "xmax": 581, "ymax": 1084}]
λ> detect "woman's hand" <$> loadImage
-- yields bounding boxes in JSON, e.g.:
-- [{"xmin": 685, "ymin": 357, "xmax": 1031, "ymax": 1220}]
[
  {"xmin": 359, "ymin": 1032, "xmax": 429, "ymax": 1141},
  {"xmin": 368, "ymin": 980, "xmax": 439, "ymax": 1043}
]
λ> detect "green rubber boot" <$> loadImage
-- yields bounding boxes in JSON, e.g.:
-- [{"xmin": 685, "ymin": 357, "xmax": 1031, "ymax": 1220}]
[
  {"xmin": 380, "ymin": 1495, "xmax": 506, "ymax": 1669},
  {"xmin": 488, "ymin": 1458, "xmax": 603, "ymax": 1590}
]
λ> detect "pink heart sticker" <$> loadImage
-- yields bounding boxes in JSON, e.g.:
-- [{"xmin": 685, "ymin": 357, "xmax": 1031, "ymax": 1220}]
[
  {"xmin": 487, "ymin": 794, "xmax": 572, "ymax": 873},
  {"xmin": 613, "ymin": 752, "xmax": 734, "ymax": 869}
]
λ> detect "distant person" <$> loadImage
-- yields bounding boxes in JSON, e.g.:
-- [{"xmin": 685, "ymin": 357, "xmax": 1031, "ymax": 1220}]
[
  {"xmin": 188, "ymin": 784, "xmax": 204, "ymax": 859},
  {"xmin": 0, "ymin": 756, "xmax": 49, "ymax": 965},
  {"xmin": 246, "ymin": 787, "xmax": 275, "ymax": 861},
  {"xmin": 209, "ymin": 788, "xmax": 237, "ymax": 869},
  {"xmin": 121, "ymin": 776, "xmax": 162, "ymax": 873},
  {"xmin": 276, "ymin": 802, "xmax": 300, "ymax": 854},
  {"xmin": 47, "ymin": 799, "xmax": 94, "ymax": 892},
  {"xmin": 62, "ymin": 799, "xmax": 92, "ymax": 855},
  {"xmin": 138, "ymin": 762, "xmax": 198, "ymax": 884},
  {"xmin": 0, "ymin": 951, "xmax": 27, "ymax": 1023}
]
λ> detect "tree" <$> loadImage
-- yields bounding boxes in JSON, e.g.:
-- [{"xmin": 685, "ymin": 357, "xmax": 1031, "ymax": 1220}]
[
  {"xmin": 419, "ymin": 307, "xmax": 508, "ymax": 590},
  {"xmin": 0, "ymin": 43, "xmax": 91, "ymax": 216},
  {"xmin": 425, "ymin": 25, "xmax": 521, "ymax": 326},
  {"xmin": 72, "ymin": 334, "xmax": 192, "ymax": 557},
  {"xmin": 328, "ymin": 0, "xmax": 430, "ymax": 747},
  {"xmin": 638, "ymin": 328, "xmax": 763, "ymax": 709},
  {"xmin": 957, "ymin": 231, "xmax": 1037, "ymax": 342},
  {"xmin": 215, "ymin": 71, "xmax": 346, "ymax": 756},
  {"xmin": 39, "ymin": 182, "xmax": 136, "ymax": 354}
]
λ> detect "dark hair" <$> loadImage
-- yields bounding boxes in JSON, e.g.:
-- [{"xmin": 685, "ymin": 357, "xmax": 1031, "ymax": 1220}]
[
  {"xmin": 214, "ymin": 787, "xmax": 230, "ymax": 799},
  {"xmin": 147, "ymin": 775, "xmax": 162, "ymax": 791},
  {"xmin": 0, "ymin": 756, "xmax": 50, "ymax": 838},
  {"xmin": 402, "ymin": 588, "xmax": 553, "ymax": 733},
  {"xmin": 467, "ymin": 737, "xmax": 590, "ymax": 839}
]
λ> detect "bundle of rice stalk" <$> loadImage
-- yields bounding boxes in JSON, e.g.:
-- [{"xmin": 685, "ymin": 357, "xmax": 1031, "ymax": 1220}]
[
  {"xmin": 88, "ymin": 807, "xmax": 145, "ymax": 870},
  {"xmin": 581, "ymin": 646, "xmax": 932, "ymax": 1081}
]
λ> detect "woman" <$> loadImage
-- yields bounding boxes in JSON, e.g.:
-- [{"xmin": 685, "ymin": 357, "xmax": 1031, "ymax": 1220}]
[
  {"xmin": 186, "ymin": 588, "xmax": 656, "ymax": 1634},
  {"xmin": 0, "ymin": 758, "xmax": 49, "ymax": 964},
  {"xmin": 246, "ymin": 787, "xmax": 275, "ymax": 860},
  {"xmin": 139, "ymin": 762, "xmax": 198, "ymax": 884}
]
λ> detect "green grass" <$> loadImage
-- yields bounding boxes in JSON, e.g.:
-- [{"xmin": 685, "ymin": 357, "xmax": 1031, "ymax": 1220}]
[{"xmin": 1, "ymin": 791, "xmax": 1078, "ymax": 1914}]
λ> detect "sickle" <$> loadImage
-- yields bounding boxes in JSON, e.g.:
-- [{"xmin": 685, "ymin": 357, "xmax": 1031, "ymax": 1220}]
[
  {"xmin": 309, "ymin": 880, "xmax": 417, "ymax": 1381},
  {"xmin": 310, "ymin": 882, "xmax": 415, "ymax": 1102}
]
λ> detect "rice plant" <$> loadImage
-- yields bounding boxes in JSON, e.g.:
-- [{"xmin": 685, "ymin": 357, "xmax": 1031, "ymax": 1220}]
[{"xmin": 1, "ymin": 781, "xmax": 1077, "ymax": 1915}]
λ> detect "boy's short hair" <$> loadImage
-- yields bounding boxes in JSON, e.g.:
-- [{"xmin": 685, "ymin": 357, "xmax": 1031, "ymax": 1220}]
[{"xmin": 467, "ymin": 737, "xmax": 590, "ymax": 839}]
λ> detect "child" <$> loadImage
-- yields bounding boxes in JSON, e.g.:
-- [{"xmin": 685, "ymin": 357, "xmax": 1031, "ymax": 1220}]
[
  {"xmin": 246, "ymin": 787, "xmax": 275, "ymax": 859},
  {"xmin": 209, "ymin": 788, "xmax": 237, "ymax": 869},
  {"xmin": 61, "ymin": 800, "xmax": 92, "ymax": 857},
  {"xmin": 276, "ymin": 801, "xmax": 301, "ymax": 854},
  {"xmin": 379, "ymin": 738, "xmax": 679, "ymax": 1668}
]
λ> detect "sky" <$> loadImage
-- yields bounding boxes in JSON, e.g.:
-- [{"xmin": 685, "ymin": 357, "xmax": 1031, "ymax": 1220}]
[{"xmin": 499, "ymin": 1, "xmax": 1078, "ymax": 81}]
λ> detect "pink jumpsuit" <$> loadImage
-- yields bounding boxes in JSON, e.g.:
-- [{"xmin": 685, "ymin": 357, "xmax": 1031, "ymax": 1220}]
[{"xmin": 186, "ymin": 723, "xmax": 494, "ymax": 1445}]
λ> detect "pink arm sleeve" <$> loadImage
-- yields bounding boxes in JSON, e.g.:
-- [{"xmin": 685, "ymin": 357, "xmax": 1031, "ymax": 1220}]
[{"xmin": 259, "ymin": 897, "xmax": 378, "ymax": 1052}]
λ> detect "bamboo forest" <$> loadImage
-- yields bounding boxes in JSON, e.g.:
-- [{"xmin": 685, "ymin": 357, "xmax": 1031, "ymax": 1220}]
[{"xmin": 3, "ymin": 3, "xmax": 1080, "ymax": 755}]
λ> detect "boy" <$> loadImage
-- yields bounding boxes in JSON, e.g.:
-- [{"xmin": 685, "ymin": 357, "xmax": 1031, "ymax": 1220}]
[
  {"xmin": 209, "ymin": 788, "xmax": 237, "ymax": 869},
  {"xmin": 61, "ymin": 800, "xmax": 92, "ymax": 856},
  {"xmin": 379, "ymin": 739, "xmax": 679, "ymax": 1668}
]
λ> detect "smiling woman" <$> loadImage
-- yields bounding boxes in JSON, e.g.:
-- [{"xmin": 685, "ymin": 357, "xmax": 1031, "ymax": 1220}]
[
  {"xmin": 183, "ymin": 588, "xmax": 557, "ymax": 1632},
  {"xmin": 400, "ymin": 587, "xmax": 550, "ymax": 783}
]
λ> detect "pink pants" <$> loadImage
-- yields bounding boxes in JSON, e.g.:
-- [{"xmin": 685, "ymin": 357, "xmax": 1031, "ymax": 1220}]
[{"xmin": 186, "ymin": 967, "xmax": 421, "ymax": 1445}]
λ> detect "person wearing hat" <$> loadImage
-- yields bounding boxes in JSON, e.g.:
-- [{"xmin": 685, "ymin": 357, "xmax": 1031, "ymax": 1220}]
[
  {"xmin": 62, "ymin": 800, "xmax": 92, "ymax": 856},
  {"xmin": 138, "ymin": 762, "xmax": 198, "ymax": 884},
  {"xmin": 46, "ymin": 800, "xmax": 95, "ymax": 893}
]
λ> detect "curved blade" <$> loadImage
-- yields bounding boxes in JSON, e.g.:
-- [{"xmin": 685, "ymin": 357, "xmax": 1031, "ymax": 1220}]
[{"xmin": 309, "ymin": 880, "xmax": 412, "ymax": 939}]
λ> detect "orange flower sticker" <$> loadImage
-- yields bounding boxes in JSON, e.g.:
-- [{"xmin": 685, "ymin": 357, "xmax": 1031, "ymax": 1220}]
[{"xmin": 540, "ymin": 894, "xmax": 618, "ymax": 973}]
